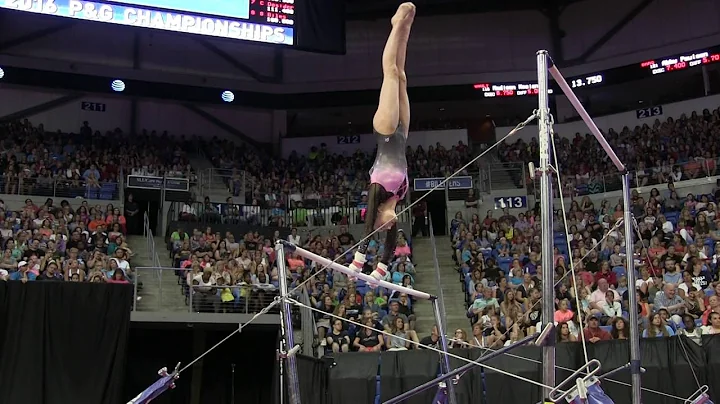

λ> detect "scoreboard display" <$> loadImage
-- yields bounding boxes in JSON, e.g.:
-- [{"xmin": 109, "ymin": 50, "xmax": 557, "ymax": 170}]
[
  {"xmin": 1, "ymin": 0, "xmax": 296, "ymax": 45},
  {"xmin": 473, "ymin": 45, "xmax": 720, "ymax": 97}
]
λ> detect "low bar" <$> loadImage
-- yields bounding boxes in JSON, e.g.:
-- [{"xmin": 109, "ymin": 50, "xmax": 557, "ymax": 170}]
[
  {"xmin": 382, "ymin": 333, "xmax": 539, "ymax": 404},
  {"xmin": 548, "ymin": 64, "xmax": 625, "ymax": 172},
  {"xmin": 278, "ymin": 241, "xmax": 433, "ymax": 300}
]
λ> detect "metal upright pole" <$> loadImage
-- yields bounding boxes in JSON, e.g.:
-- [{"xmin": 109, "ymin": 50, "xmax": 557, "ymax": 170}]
[
  {"xmin": 432, "ymin": 298, "xmax": 457, "ymax": 404},
  {"xmin": 622, "ymin": 174, "xmax": 642, "ymax": 404},
  {"xmin": 536, "ymin": 50, "xmax": 556, "ymax": 398},
  {"xmin": 276, "ymin": 243, "xmax": 301, "ymax": 404}
]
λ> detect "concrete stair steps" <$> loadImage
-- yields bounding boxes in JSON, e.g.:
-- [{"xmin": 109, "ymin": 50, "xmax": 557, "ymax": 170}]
[
  {"xmin": 410, "ymin": 236, "xmax": 469, "ymax": 338},
  {"xmin": 127, "ymin": 235, "xmax": 188, "ymax": 312}
]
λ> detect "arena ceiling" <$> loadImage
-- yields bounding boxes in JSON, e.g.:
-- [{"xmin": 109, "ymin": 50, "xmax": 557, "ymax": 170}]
[{"xmin": 345, "ymin": 0, "xmax": 589, "ymax": 19}]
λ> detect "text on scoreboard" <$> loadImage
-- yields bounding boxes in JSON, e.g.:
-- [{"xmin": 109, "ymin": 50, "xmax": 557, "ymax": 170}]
[
  {"xmin": 413, "ymin": 176, "xmax": 473, "ymax": 191},
  {"xmin": 1, "ymin": 0, "xmax": 295, "ymax": 45}
]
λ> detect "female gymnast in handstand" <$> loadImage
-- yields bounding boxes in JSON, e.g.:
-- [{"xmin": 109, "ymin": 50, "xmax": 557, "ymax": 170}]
[{"xmin": 349, "ymin": 2, "xmax": 416, "ymax": 281}]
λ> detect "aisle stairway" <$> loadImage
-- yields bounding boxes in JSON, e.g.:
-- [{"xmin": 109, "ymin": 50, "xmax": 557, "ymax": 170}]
[
  {"xmin": 188, "ymin": 153, "xmax": 233, "ymax": 202},
  {"xmin": 127, "ymin": 235, "xmax": 187, "ymax": 312},
  {"xmin": 410, "ymin": 235, "xmax": 469, "ymax": 338}
]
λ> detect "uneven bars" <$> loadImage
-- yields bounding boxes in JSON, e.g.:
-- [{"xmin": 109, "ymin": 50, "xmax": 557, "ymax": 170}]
[
  {"xmin": 547, "ymin": 63, "xmax": 625, "ymax": 172},
  {"xmin": 277, "ymin": 240, "xmax": 433, "ymax": 301}
]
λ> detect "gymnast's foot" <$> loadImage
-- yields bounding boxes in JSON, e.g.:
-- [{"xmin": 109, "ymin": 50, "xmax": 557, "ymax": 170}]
[
  {"xmin": 369, "ymin": 263, "xmax": 388, "ymax": 286},
  {"xmin": 391, "ymin": 2, "xmax": 416, "ymax": 29},
  {"xmin": 348, "ymin": 252, "xmax": 366, "ymax": 275}
]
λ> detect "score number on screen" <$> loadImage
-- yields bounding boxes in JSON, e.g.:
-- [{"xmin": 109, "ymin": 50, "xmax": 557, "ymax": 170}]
[
  {"xmin": 570, "ymin": 74, "xmax": 603, "ymax": 88},
  {"xmin": 642, "ymin": 50, "xmax": 720, "ymax": 75}
]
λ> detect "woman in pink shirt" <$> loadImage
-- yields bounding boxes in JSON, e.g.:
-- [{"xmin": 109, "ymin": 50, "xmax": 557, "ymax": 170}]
[
  {"xmin": 394, "ymin": 237, "xmax": 412, "ymax": 258},
  {"xmin": 554, "ymin": 299, "xmax": 574, "ymax": 323},
  {"xmin": 107, "ymin": 269, "xmax": 130, "ymax": 284}
]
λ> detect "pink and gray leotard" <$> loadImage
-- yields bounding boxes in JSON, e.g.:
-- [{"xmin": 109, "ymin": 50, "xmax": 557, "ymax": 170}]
[{"xmin": 369, "ymin": 123, "xmax": 408, "ymax": 199}]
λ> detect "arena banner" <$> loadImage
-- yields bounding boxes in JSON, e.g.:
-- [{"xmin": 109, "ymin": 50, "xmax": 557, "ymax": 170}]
[
  {"xmin": 413, "ymin": 176, "xmax": 473, "ymax": 191},
  {"xmin": 126, "ymin": 175, "xmax": 189, "ymax": 191}
]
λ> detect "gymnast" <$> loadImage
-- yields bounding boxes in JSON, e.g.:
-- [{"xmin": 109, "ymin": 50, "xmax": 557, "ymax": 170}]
[{"xmin": 348, "ymin": 2, "xmax": 416, "ymax": 282}]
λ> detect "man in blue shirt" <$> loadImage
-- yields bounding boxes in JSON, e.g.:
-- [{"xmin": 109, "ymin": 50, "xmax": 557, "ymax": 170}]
[
  {"xmin": 654, "ymin": 283, "xmax": 685, "ymax": 327},
  {"xmin": 9, "ymin": 261, "xmax": 36, "ymax": 282}
]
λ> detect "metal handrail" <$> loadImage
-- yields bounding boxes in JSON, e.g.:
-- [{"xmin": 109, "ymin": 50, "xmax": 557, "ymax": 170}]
[
  {"xmin": 188, "ymin": 284, "xmax": 278, "ymax": 314},
  {"xmin": 168, "ymin": 199, "xmax": 413, "ymax": 227}
]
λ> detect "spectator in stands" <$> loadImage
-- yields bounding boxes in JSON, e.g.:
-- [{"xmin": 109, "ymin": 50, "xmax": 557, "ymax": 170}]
[
  {"xmin": 583, "ymin": 314, "xmax": 612, "ymax": 342},
  {"xmin": 642, "ymin": 313, "xmax": 675, "ymax": 337},
  {"xmin": 354, "ymin": 317, "xmax": 384, "ymax": 352},
  {"xmin": 704, "ymin": 312, "xmax": 720, "ymax": 334},
  {"xmin": 654, "ymin": 283, "xmax": 685, "ymax": 327},
  {"xmin": 191, "ymin": 269, "xmax": 220, "ymax": 313}
]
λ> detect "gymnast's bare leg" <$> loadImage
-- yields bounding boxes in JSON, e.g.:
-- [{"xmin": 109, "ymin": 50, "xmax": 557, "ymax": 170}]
[
  {"xmin": 373, "ymin": 2, "xmax": 414, "ymax": 137},
  {"xmin": 349, "ymin": 3, "xmax": 415, "ymax": 282}
]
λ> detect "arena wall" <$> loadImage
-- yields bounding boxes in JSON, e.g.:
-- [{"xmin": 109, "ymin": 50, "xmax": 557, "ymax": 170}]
[
  {"xmin": 0, "ymin": 87, "xmax": 274, "ymax": 143},
  {"xmin": 280, "ymin": 128, "xmax": 468, "ymax": 158}
]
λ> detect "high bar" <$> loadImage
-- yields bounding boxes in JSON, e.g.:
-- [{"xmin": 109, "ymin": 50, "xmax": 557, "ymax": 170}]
[
  {"xmin": 277, "ymin": 240, "xmax": 433, "ymax": 301},
  {"xmin": 546, "ymin": 59, "xmax": 626, "ymax": 173}
]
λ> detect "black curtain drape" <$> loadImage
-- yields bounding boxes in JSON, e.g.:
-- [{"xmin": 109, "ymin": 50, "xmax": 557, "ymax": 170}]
[
  {"xmin": 328, "ymin": 353, "xmax": 379, "ymax": 404},
  {"xmin": 484, "ymin": 345, "xmax": 542, "ymax": 404},
  {"xmin": 380, "ymin": 350, "xmax": 439, "ymax": 404},
  {"xmin": 703, "ymin": 335, "xmax": 720, "ymax": 402},
  {"xmin": 296, "ymin": 354, "xmax": 329, "ymax": 404},
  {"xmin": 448, "ymin": 348, "xmax": 484, "ymax": 404},
  {"xmin": 588, "ymin": 340, "xmax": 631, "ymax": 400},
  {"xmin": 123, "ymin": 328, "xmax": 195, "ymax": 404},
  {"xmin": 285, "ymin": 338, "xmax": 720, "ymax": 404},
  {"xmin": 0, "ymin": 282, "xmax": 132, "ymax": 404}
]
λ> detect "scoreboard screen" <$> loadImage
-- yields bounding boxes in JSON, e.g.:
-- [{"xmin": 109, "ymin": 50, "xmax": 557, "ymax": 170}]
[
  {"xmin": 472, "ymin": 44, "xmax": 720, "ymax": 97},
  {"xmin": 1, "ymin": 0, "xmax": 295, "ymax": 45}
]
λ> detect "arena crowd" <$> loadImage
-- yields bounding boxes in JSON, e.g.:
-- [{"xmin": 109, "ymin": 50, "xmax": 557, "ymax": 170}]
[
  {"xmin": 200, "ymin": 136, "xmax": 472, "ymax": 206},
  {"xmin": 169, "ymin": 223, "xmax": 418, "ymax": 354},
  {"xmin": 0, "ymin": 119, "xmax": 196, "ymax": 199},
  {"xmin": 453, "ymin": 106, "xmax": 720, "ymax": 347},
  {"xmin": 500, "ymin": 108, "xmax": 720, "ymax": 196},
  {"xmin": 0, "ymin": 197, "xmax": 137, "ymax": 286},
  {"xmin": 3, "ymin": 94, "xmax": 720, "ymax": 357}
]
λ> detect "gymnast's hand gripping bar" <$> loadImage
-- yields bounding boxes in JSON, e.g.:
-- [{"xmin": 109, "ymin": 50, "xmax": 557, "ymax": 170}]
[{"xmin": 277, "ymin": 240, "xmax": 434, "ymax": 301}]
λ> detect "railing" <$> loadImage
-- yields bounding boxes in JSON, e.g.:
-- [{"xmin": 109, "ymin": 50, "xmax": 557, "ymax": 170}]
[
  {"xmin": 529, "ymin": 156, "xmax": 720, "ymax": 197},
  {"xmin": 198, "ymin": 168, "xmax": 254, "ymax": 201},
  {"xmin": 137, "ymin": 213, "xmax": 163, "ymax": 311},
  {"xmin": 132, "ymin": 265, "xmax": 283, "ymax": 315},
  {"xmin": 298, "ymin": 286, "xmax": 317, "ymax": 357},
  {"xmin": 482, "ymin": 162, "xmax": 527, "ymax": 192},
  {"xmin": 0, "ymin": 177, "xmax": 121, "ymax": 199},
  {"xmin": 189, "ymin": 284, "xmax": 279, "ymax": 314},
  {"xmin": 169, "ymin": 200, "xmax": 413, "ymax": 227}
]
